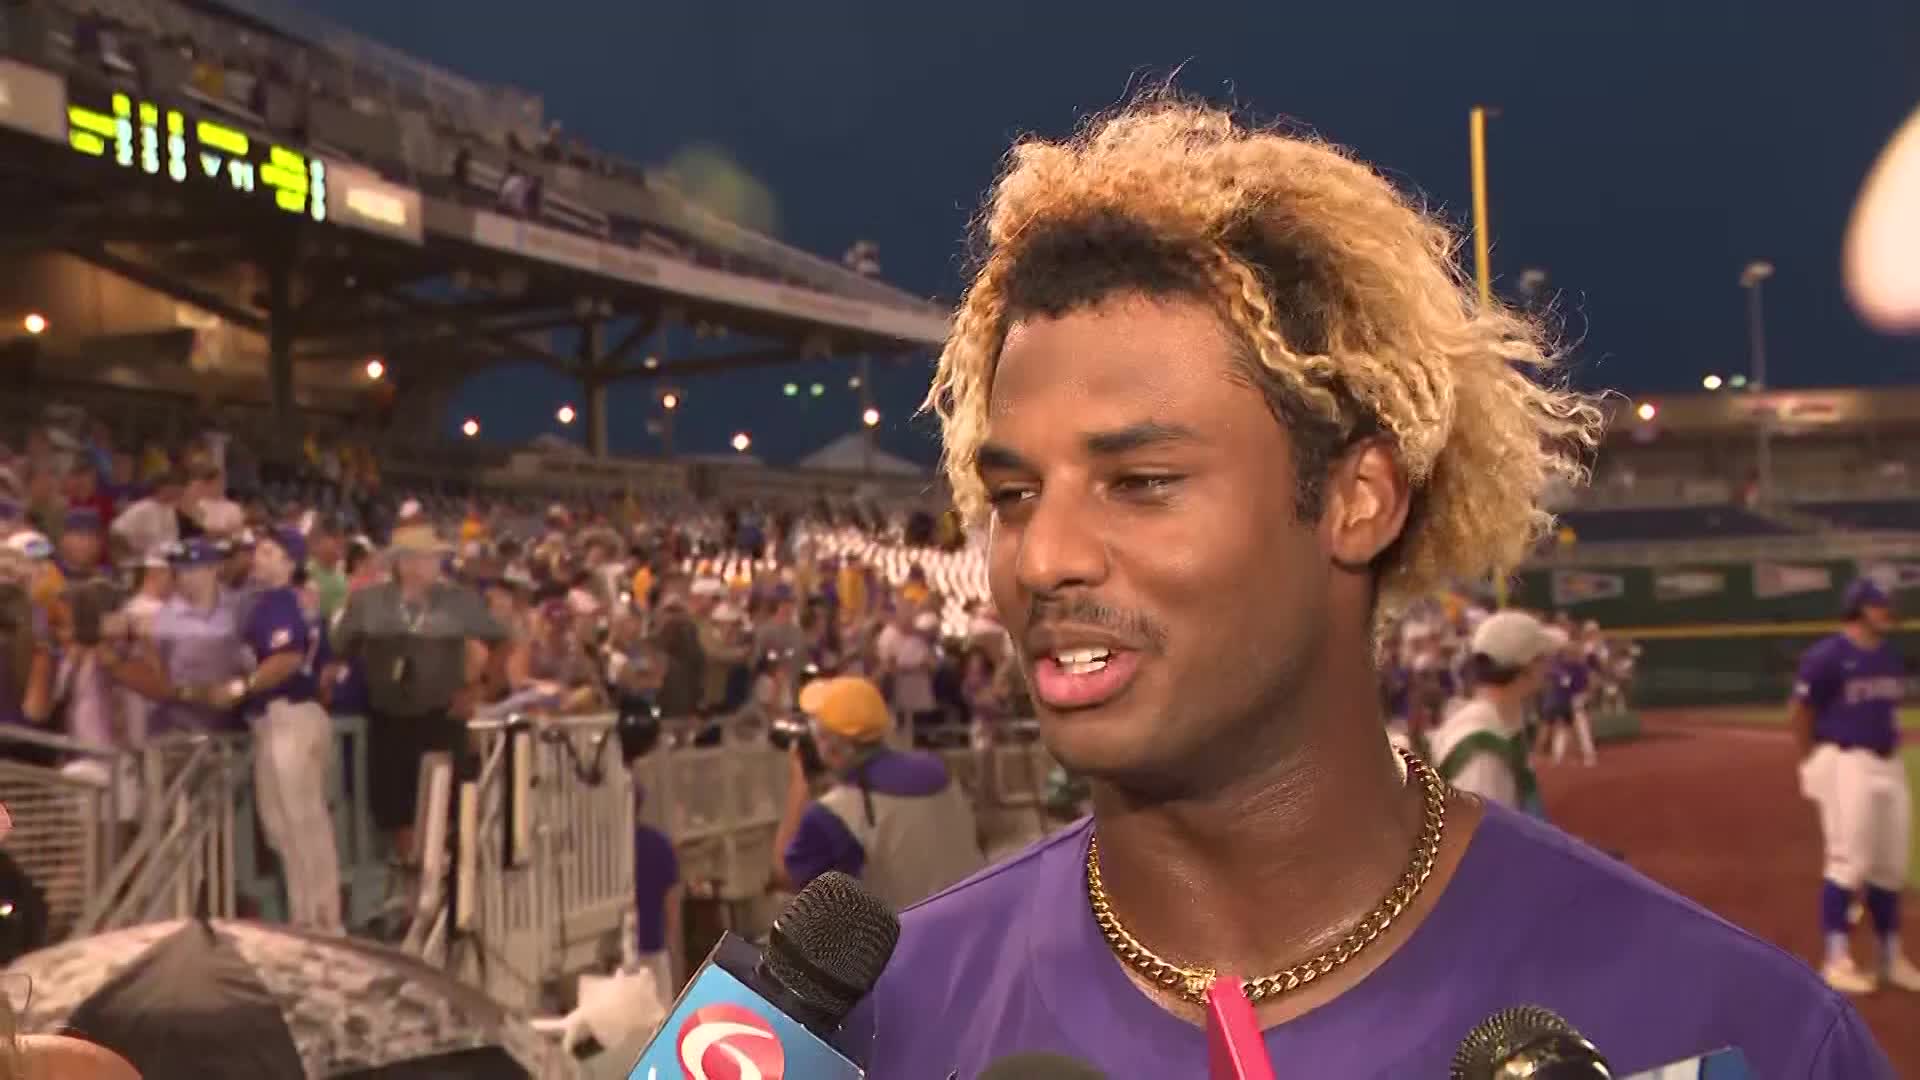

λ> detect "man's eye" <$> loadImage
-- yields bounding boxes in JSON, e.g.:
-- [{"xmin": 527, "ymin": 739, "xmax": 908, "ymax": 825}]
[
  {"xmin": 1112, "ymin": 475, "xmax": 1183, "ymax": 497},
  {"xmin": 987, "ymin": 488, "xmax": 1034, "ymax": 508}
]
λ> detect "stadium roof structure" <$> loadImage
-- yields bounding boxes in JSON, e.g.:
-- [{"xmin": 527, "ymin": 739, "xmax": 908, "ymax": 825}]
[
  {"xmin": 0, "ymin": 0, "xmax": 949, "ymax": 456},
  {"xmin": 1610, "ymin": 385, "xmax": 1920, "ymax": 437}
]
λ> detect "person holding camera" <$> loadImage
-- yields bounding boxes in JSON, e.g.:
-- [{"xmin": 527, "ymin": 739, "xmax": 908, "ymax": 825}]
[{"xmin": 771, "ymin": 675, "xmax": 984, "ymax": 910}]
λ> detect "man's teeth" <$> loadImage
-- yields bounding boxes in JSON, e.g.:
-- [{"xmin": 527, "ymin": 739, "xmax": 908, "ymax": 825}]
[{"xmin": 1052, "ymin": 648, "xmax": 1111, "ymax": 674}]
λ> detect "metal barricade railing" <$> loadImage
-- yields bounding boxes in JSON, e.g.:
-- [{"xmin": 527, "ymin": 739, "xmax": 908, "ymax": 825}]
[
  {"xmin": 73, "ymin": 734, "xmax": 248, "ymax": 937},
  {"xmin": 405, "ymin": 715, "xmax": 635, "ymax": 1013},
  {"xmin": 0, "ymin": 727, "xmax": 127, "ymax": 941}
]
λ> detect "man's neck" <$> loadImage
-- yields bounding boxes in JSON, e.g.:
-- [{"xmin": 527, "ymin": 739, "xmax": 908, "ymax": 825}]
[
  {"xmin": 1844, "ymin": 623, "xmax": 1882, "ymax": 650},
  {"xmin": 1088, "ymin": 688, "xmax": 1420, "ymax": 988},
  {"xmin": 399, "ymin": 580, "xmax": 432, "ymax": 605},
  {"xmin": 1472, "ymin": 684, "xmax": 1530, "ymax": 725}
]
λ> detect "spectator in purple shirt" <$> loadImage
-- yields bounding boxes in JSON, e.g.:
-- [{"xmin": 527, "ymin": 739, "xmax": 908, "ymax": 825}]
[
  {"xmin": 837, "ymin": 97, "xmax": 1894, "ymax": 1078},
  {"xmin": 630, "ymin": 782, "xmax": 682, "ymax": 997},
  {"xmin": 1792, "ymin": 579, "xmax": 1920, "ymax": 996}
]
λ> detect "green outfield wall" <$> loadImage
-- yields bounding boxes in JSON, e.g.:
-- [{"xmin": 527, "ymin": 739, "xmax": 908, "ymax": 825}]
[{"xmin": 1512, "ymin": 557, "xmax": 1920, "ymax": 707}]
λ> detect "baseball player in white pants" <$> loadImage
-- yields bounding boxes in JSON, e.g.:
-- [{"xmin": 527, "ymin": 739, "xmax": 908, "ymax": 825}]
[
  {"xmin": 239, "ymin": 527, "xmax": 343, "ymax": 931},
  {"xmin": 1792, "ymin": 579, "xmax": 1920, "ymax": 994}
]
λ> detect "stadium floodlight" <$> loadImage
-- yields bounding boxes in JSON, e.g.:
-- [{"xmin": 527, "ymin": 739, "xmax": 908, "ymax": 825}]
[
  {"xmin": 1728, "ymin": 373, "xmax": 1748, "ymax": 389},
  {"xmin": 862, "ymin": 407, "xmax": 881, "ymax": 428},
  {"xmin": 1702, "ymin": 374, "xmax": 1723, "ymax": 390},
  {"xmin": 556, "ymin": 405, "xmax": 577, "ymax": 425},
  {"xmin": 661, "ymin": 392, "xmax": 680, "ymax": 411},
  {"xmin": 461, "ymin": 418, "xmax": 480, "ymax": 437},
  {"xmin": 784, "ymin": 383, "xmax": 799, "ymax": 397},
  {"xmin": 364, "ymin": 358, "xmax": 385, "ymax": 380},
  {"xmin": 1739, "ymin": 260, "xmax": 1775, "ymax": 288},
  {"xmin": 731, "ymin": 432, "xmax": 752, "ymax": 452},
  {"xmin": 643, "ymin": 355, "xmax": 660, "ymax": 370},
  {"xmin": 21, "ymin": 313, "xmax": 46, "ymax": 335},
  {"xmin": 810, "ymin": 383, "xmax": 825, "ymax": 397},
  {"xmin": 1635, "ymin": 402, "xmax": 1657, "ymax": 422},
  {"xmin": 848, "ymin": 376, "xmax": 862, "ymax": 390}
]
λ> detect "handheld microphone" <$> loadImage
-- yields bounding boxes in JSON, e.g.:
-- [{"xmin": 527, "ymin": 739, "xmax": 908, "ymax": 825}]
[
  {"xmin": 1204, "ymin": 977, "xmax": 1276, "ymax": 1080},
  {"xmin": 624, "ymin": 871, "xmax": 898, "ymax": 1079},
  {"xmin": 1452, "ymin": 1005, "xmax": 1754, "ymax": 1080},
  {"xmin": 976, "ymin": 1052, "xmax": 1110, "ymax": 1079},
  {"xmin": 1450, "ymin": 1006, "xmax": 1612, "ymax": 1079}
]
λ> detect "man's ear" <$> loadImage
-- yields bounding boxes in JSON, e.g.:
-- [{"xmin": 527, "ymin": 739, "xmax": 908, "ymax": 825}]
[{"xmin": 1321, "ymin": 438, "xmax": 1411, "ymax": 571}]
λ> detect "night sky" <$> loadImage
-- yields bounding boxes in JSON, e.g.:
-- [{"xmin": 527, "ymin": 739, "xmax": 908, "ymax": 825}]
[{"xmin": 321, "ymin": 0, "xmax": 1920, "ymax": 464}]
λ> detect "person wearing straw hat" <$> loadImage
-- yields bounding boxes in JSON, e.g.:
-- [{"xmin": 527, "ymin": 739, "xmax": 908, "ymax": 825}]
[{"xmin": 332, "ymin": 518, "xmax": 506, "ymax": 859}]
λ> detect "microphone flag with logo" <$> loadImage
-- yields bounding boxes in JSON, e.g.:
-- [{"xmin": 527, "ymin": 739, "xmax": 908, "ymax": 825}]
[{"xmin": 625, "ymin": 872, "xmax": 898, "ymax": 1080}]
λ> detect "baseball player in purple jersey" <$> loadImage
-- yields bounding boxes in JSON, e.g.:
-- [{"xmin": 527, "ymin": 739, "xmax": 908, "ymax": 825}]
[{"xmin": 1792, "ymin": 578, "xmax": 1920, "ymax": 994}]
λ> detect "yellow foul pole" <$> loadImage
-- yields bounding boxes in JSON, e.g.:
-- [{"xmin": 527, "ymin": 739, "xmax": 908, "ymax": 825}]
[{"xmin": 1469, "ymin": 105, "xmax": 1510, "ymax": 609}]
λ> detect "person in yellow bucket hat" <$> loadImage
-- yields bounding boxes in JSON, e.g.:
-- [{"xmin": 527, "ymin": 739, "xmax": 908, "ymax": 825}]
[{"xmin": 771, "ymin": 675, "xmax": 984, "ymax": 910}]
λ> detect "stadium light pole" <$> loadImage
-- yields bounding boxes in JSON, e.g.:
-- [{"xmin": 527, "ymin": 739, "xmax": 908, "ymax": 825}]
[
  {"xmin": 846, "ymin": 241, "xmax": 882, "ymax": 477},
  {"xmin": 1469, "ymin": 105, "xmax": 1508, "ymax": 607},
  {"xmin": 1740, "ymin": 260, "xmax": 1775, "ymax": 505}
]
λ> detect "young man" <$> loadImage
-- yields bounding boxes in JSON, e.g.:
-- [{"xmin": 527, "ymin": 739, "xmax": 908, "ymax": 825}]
[
  {"xmin": 241, "ymin": 525, "xmax": 343, "ymax": 931},
  {"xmin": 1792, "ymin": 579, "xmax": 1920, "ymax": 995},
  {"xmin": 840, "ymin": 96, "xmax": 1893, "ymax": 1077},
  {"xmin": 1426, "ymin": 610, "xmax": 1561, "ymax": 814}
]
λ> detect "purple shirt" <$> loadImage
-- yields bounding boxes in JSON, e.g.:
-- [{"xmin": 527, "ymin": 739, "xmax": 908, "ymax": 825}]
[
  {"xmin": 1543, "ymin": 657, "xmax": 1590, "ymax": 713},
  {"xmin": 783, "ymin": 748, "xmax": 953, "ymax": 889},
  {"xmin": 241, "ymin": 586, "xmax": 318, "ymax": 712},
  {"xmin": 1794, "ymin": 634, "xmax": 1904, "ymax": 756},
  {"xmin": 147, "ymin": 591, "xmax": 250, "ymax": 734},
  {"xmin": 839, "ymin": 806, "xmax": 1891, "ymax": 1077},
  {"xmin": 634, "ymin": 824, "xmax": 680, "ymax": 954}
]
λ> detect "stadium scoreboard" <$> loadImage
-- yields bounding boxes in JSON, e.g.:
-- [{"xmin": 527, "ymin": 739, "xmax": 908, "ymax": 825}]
[{"xmin": 65, "ymin": 88, "xmax": 326, "ymax": 222}]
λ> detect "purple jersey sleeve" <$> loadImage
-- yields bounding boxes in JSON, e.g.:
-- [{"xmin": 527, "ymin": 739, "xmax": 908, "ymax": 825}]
[
  {"xmin": 244, "ymin": 590, "xmax": 310, "ymax": 662},
  {"xmin": 784, "ymin": 802, "xmax": 865, "ymax": 890},
  {"xmin": 1792, "ymin": 640, "xmax": 1840, "ymax": 711}
]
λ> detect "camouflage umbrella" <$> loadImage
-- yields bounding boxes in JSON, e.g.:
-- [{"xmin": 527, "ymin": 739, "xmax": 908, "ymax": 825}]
[{"xmin": 7, "ymin": 919, "xmax": 553, "ymax": 1079}]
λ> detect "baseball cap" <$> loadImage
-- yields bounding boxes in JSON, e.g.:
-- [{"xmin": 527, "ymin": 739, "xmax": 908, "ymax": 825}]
[
  {"xmin": 4, "ymin": 531, "xmax": 52, "ymax": 561},
  {"xmin": 166, "ymin": 537, "xmax": 227, "ymax": 568},
  {"xmin": 1844, "ymin": 579, "xmax": 1893, "ymax": 617},
  {"xmin": 799, "ymin": 676, "xmax": 891, "ymax": 744},
  {"xmin": 1470, "ymin": 610, "xmax": 1567, "ymax": 669},
  {"xmin": 261, "ymin": 525, "xmax": 307, "ymax": 567}
]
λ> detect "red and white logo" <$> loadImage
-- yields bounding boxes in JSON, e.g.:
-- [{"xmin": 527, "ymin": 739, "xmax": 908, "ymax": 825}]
[{"xmin": 676, "ymin": 1003, "xmax": 786, "ymax": 1080}]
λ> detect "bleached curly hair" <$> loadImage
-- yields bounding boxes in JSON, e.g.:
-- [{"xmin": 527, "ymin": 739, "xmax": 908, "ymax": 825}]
[{"xmin": 924, "ymin": 94, "xmax": 1604, "ymax": 608}]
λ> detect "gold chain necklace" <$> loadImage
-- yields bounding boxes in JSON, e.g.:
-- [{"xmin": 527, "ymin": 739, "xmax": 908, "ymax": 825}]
[{"xmin": 1086, "ymin": 748, "xmax": 1449, "ymax": 1006}]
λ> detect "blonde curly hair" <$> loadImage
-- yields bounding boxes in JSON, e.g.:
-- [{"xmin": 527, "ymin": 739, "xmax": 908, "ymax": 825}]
[{"xmin": 924, "ymin": 94, "xmax": 1604, "ymax": 607}]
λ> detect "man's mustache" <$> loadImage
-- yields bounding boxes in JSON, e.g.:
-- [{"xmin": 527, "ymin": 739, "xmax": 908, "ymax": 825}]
[{"xmin": 1025, "ymin": 594, "xmax": 1168, "ymax": 654}]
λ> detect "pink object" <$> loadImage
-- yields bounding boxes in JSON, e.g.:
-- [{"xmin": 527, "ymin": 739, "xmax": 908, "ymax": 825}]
[{"xmin": 1206, "ymin": 975, "xmax": 1277, "ymax": 1080}]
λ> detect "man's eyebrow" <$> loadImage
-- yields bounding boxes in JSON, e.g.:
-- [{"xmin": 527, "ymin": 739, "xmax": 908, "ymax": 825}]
[
  {"xmin": 975, "ymin": 442, "xmax": 1031, "ymax": 473},
  {"xmin": 1081, "ymin": 421, "xmax": 1204, "ymax": 456},
  {"xmin": 975, "ymin": 422, "xmax": 1204, "ymax": 473}
]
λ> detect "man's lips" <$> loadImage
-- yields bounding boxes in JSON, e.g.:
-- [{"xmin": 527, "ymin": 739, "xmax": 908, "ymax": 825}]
[{"xmin": 1028, "ymin": 647, "xmax": 1144, "ymax": 710}]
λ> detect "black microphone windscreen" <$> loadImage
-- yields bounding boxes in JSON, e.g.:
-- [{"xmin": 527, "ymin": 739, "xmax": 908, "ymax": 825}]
[
  {"xmin": 1451, "ymin": 1005, "xmax": 1611, "ymax": 1080},
  {"xmin": 977, "ymin": 1051, "xmax": 1110, "ymax": 1079},
  {"xmin": 764, "ymin": 870, "xmax": 901, "ymax": 1023}
]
